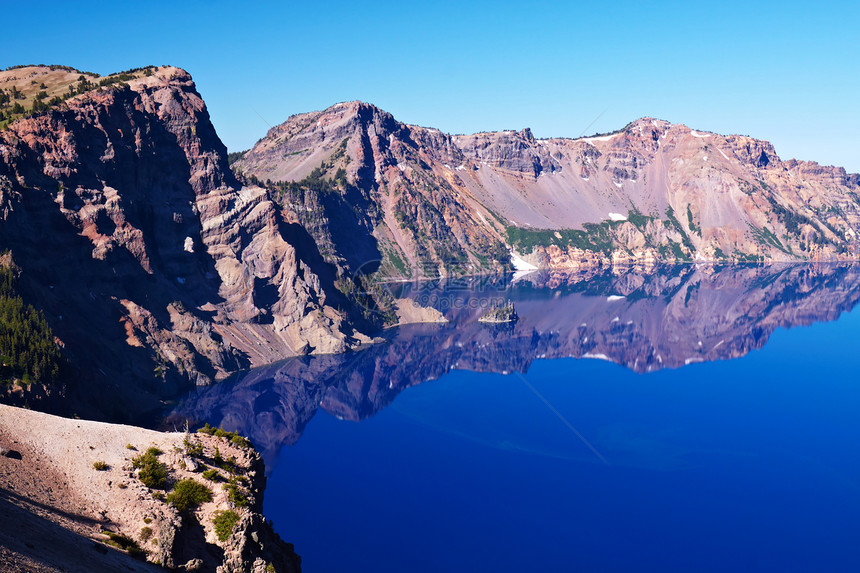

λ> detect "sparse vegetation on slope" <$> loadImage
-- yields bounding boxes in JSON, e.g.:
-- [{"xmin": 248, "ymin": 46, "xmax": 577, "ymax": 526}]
[{"xmin": 0, "ymin": 65, "xmax": 157, "ymax": 129}]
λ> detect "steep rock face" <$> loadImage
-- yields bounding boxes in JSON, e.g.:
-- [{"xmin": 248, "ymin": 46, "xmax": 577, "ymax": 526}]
[
  {"xmin": 237, "ymin": 106, "xmax": 860, "ymax": 275},
  {"xmin": 0, "ymin": 67, "xmax": 368, "ymax": 420},
  {"xmin": 236, "ymin": 101, "xmax": 510, "ymax": 280}
]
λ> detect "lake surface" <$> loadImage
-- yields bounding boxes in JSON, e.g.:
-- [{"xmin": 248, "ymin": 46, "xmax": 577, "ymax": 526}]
[{"xmin": 168, "ymin": 264, "xmax": 860, "ymax": 572}]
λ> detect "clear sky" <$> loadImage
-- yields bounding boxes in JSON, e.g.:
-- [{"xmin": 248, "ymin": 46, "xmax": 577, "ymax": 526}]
[{"xmin": 3, "ymin": 1, "xmax": 858, "ymax": 172}]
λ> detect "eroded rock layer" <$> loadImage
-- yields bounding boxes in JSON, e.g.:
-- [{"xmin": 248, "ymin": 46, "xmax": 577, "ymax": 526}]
[
  {"xmin": 0, "ymin": 67, "xmax": 370, "ymax": 420},
  {"xmin": 237, "ymin": 104, "xmax": 860, "ymax": 276}
]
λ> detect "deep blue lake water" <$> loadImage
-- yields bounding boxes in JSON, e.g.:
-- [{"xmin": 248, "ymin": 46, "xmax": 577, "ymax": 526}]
[{"xmin": 169, "ymin": 264, "xmax": 860, "ymax": 572}]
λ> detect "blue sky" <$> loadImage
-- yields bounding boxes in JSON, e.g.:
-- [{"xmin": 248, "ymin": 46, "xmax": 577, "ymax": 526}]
[{"xmin": 3, "ymin": 1, "xmax": 858, "ymax": 172}]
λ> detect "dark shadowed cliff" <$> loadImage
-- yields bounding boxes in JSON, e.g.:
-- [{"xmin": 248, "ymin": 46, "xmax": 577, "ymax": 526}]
[{"xmin": 0, "ymin": 66, "xmax": 374, "ymax": 420}]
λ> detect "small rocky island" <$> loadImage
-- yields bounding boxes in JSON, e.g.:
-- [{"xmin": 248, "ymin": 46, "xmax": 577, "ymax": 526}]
[{"xmin": 478, "ymin": 301, "xmax": 519, "ymax": 324}]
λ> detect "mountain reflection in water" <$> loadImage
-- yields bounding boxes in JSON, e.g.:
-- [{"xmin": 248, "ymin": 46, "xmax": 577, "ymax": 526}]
[{"xmin": 164, "ymin": 263, "xmax": 860, "ymax": 463}]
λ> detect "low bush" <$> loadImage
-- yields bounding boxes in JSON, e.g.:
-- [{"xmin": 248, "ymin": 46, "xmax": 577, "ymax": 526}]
[
  {"xmin": 166, "ymin": 479, "xmax": 212, "ymax": 512},
  {"xmin": 102, "ymin": 531, "xmax": 145, "ymax": 559},
  {"xmin": 223, "ymin": 477, "xmax": 249, "ymax": 508},
  {"xmin": 212, "ymin": 509, "xmax": 240, "ymax": 541},
  {"xmin": 93, "ymin": 461, "xmax": 108, "ymax": 471},
  {"xmin": 132, "ymin": 447, "xmax": 167, "ymax": 489},
  {"xmin": 184, "ymin": 435, "xmax": 204, "ymax": 457},
  {"xmin": 230, "ymin": 434, "xmax": 251, "ymax": 449},
  {"xmin": 202, "ymin": 468, "xmax": 221, "ymax": 482},
  {"xmin": 198, "ymin": 422, "xmax": 252, "ymax": 448}
]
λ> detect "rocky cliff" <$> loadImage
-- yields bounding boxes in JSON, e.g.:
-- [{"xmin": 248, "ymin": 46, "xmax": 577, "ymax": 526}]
[
  {"xmin": 236, "ymin": 104, "xmax": 860, "ymax": 277},
  {"xmin": 0, "ymin": 404, "xmax": 301, "ymax": 572},
  {"xmin": 0, "ymin": 66, "xmax": 372, "ymax": 421}
]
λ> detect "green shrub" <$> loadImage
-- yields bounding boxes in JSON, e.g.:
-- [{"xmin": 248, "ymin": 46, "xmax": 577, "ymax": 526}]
[
  {"xmin": 166, "ymin": 479, "xmax": 212, "ymax": 512},
  {"xmin": 197, "ymin": 422, "xmax": 216, "ymax": 435},
  {"xmin": 202, "ymin": 468, "xmax": 221, "ymax": 482},
  {"xmin": 139, "ymin": 526, "xmax": 153, "ymax": 542},
  {"xmin": 230, "ymin": 434, "xmax": 251, "ymax": 449},
  {"xmin": 93, "ymin": 461, "xmax": 108, "ymax": 471},
  {"xmin": 198, "ymin": 422, "xmax": 252, "ymax": 448},
  {"xmin": 224, "ymin": 477, "xmax": 249, "ymax": 508},
  {"xmin": 102, "ymin": 531, "xmax": 145, "ymax": 559},
  {"xmin": 184, "ymin": 435, "xmax": 204, "ymax": 457},
  {"xmin": 126, "ymin": 444, "xmax": 136, "ymax": 450},
  {"xmin": 143, "ymin": 517, "xmax": 152, "ymax": 524},
  {"xmin": 132, "ymin": 447, "xmax": 167, "ymax": 489},
  {"xmin": 212, "ymin": 510, "xmax": 241, "ymax": 541}
]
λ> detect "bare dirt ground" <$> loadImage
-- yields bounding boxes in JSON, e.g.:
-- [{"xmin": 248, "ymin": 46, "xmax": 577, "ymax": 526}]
[{"xmin": 0, "ymin": 404, "xmax": 176, "ymax": 572}]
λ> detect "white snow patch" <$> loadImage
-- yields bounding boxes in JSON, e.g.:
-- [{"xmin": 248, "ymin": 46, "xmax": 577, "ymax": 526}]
[
  {"xmin": 581, "ymin": 176, "xmax": 589, "ymax": 181},
  {"xmin": 614, "ymin": 182, "xmax": 624, "ymax": 188},
  {"xmin": 608, "ymin": 212, "xmax": 627, "ymax": 221},
  {"xmin": 611, "ymin": 316, "xmax": 620, "ymax": 323},
  {"xmin": 607, "ymin": 295, "xmax": 625, "ymax": 302},
  {"xmin": 455, "ymin": 164, "xmax": 466, "ymax": 171},
  {"xmin": 183, "ymin": 236, "xmax": 194, "ymax": 253},
  {"xmin": 685, "ymin": 357, "xmax": 704, "ymax": 365},
  {"xmin": 583, "ymin": 133, "xmax": 620, "ymax": 143},
  {"xmin": 510, "ymin": 251, "xmax": 539, "ymax": 271},
  {"xmin": 690, "ymin": 129, "xmax": 710, "ymax": 138},
  {"xmin": 717, "ymin": 148, "xmax": 730, "ymax": 160},
  {"xmin": 584, "ymin": 352, "xmax": 613, "ymax": 362},
  {"xmin": 703, "ymin": 155, "xmax": 708, "ymax": 161},
  {"xmin": 476, "ymin": 211, "xmax": 489, "ymax": 226}
]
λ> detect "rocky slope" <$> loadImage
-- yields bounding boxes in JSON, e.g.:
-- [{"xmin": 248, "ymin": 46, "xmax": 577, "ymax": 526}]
[
  {"xmin": 166, "ymin": 263, "xmax": 860, "ymax": 463},
  {"xmin": 0, "ymin": 403, "xmax": 300, "ymax": 572},
  {"xmin": 0, "ymin": 66, "xmax": 375, "ymax": 420},
  {"xmin": 236, "ymin": 103, "xmax": 860, "ymax": 277}
]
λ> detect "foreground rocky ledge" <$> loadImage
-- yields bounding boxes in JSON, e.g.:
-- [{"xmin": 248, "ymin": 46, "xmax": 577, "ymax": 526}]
[{"xmin": 0, "ymin": 404, "xmax": 300, "ymax": 572}]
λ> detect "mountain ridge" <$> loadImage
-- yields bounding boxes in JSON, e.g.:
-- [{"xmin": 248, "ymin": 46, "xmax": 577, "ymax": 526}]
[{"xmin": 236, "ymin": 100, "xmax": 860, "ymax": 278}]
